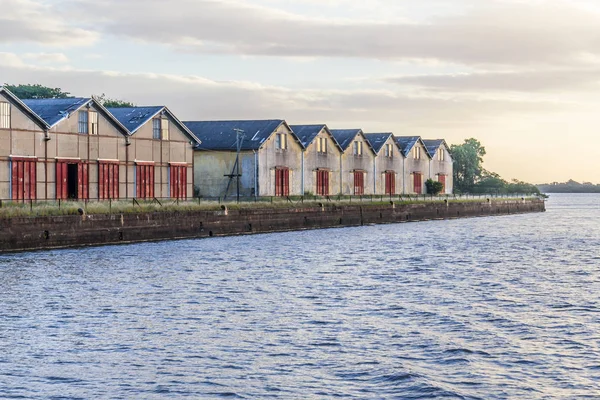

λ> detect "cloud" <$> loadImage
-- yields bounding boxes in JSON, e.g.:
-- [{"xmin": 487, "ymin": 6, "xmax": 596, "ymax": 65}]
[
  {"xmin": 22, "ymin": 53, "xmax": 69, "ymax": 64},
  {"xmin": 58, "ymin": 0, "xmax": 600, "ymax": 66},
  {"xmin": 0, "ymin": 0, "xmax": 97, "ymax": 46},
  {"xmin": 383, "ymin": 69, "xmax": 600, "ymax": 93}
]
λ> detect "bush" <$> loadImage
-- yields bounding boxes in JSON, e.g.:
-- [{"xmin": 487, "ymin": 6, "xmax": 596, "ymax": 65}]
[{"xmin": 425, "ymin": 179, "xmax": 444, "ymax": 195}]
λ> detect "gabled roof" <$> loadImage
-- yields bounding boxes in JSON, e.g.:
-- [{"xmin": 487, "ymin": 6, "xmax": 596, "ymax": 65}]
[
  {"xmin": 289, "ymin": 124, "xmax": 342, "ymax": 151},
  {"xmin": 22, "ymin": 97, "xmax": 91, "ymax": 128},
  {"xmin": 0, "ymin": 86, "xmax": 50, "ymax": 130},
  {"xmin": 107, "ymin": 106, "xmax": 201, "ymax": 143},
  {"xmin": 184, "ymin": 120, "xmax": 300, "ymax": 151},
  {"xmin": 330, "ymin": 129, "xmax": 376, "ymax": 154},
  {"xmin": 395, "ymin": 136, "xmax": 429, "ymax": 158},
  {"xmin": 422, "ymin": 139, "xmax": 451, "ymax": 159},
  {"xmin": 107, "ymin": 106, "xmax": 164, "ymax": 134},
  {"xmin": 364, "ymin": 133, "xmax": 395, "ymax": 154},
  {"xmin": 18, "ymin": 96, "xmax": 129, "ymax": 135}
]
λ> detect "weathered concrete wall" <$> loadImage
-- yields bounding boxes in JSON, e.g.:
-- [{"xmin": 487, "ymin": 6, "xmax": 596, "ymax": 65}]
[
  {"xmin": 258, "ymin": 124, "xmax": 303, "ymax": 197},
  {"xmin": 404, "ymin": 141, "xmax": 430, "ymax": 194},
  {"xmin": 374, "ymin": 136, "xmax": 403, "ymax": 195},
  {"xmin": 429, "ymin": 146, "xmax": 453, "ymax": 194},
  {"xmin": 0, "ymin": 199, "xmax": 545, "ymax": 253},
  {"xmin": 194, "ymin": 151, "xmax": 256, "ymax": 198},
  {"xmin": 340, "ymin": 134, "xmax": 376, "ymax": 195},
  {"xmin": 303, "ymin": 127, "xmax": 341, "ymax": 195}
]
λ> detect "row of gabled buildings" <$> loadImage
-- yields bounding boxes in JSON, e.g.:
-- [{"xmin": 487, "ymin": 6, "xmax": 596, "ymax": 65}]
[{"xmin": 0, "ymin": 86, "xmax": 452, "ymax": 201}]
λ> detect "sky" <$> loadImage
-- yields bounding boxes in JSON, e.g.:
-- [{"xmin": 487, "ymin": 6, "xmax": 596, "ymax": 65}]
[{"xmin": 1, "ymin": 0, "xmax": 600, "ymax": 184}]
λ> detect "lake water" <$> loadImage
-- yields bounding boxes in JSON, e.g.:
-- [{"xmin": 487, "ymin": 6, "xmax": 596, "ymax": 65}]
[{"xmin": 1, "ymin": 194, "xmax": 599, "ymax": 399}]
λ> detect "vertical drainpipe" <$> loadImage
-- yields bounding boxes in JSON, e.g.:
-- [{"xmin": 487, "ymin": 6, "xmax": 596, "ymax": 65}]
[
  {"xmin": 339, "ymin": 151, "xmax": 343, "ymax": 195},
  {"xmin": 44, "ymin": 129, "xmax": 49, "ymax": 199},
  {"xmin": 254, "ymin": 150, "xmax": 258, "ymax": 198},
  {"xmin": 372, "ymin": 151, "xmax": 376, "ymax": 195},
  {"xmin": 402, "ymin": 156, "xmax": 408, "ymax": 194},
  {"xmin": 301, "ymin": 148, "xmax": 305, "ymax": 195}
]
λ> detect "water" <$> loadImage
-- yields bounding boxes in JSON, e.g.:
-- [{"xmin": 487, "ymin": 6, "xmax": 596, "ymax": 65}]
[{"xmin": 0, "ymin": 194, "xmax": 599, "ymax": 399}]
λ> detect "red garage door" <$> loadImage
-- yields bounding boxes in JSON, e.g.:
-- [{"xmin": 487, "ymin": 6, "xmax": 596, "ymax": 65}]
[
  {"xmin": 99, "ymin": 162, "xmax": 119, "ymax": 200},
  {"xmin": 11, "ymin": 157, "xmax": 37, "ymax": 201},
  {"xmin": 354, "ymin": 170, "xmax": 365, "ymax": 195},
  {"xmin": 170, "ymin": 164, "xmax": 187, "ymax": 199},
  {"xmin": 56, "ymin": 160, "xmax": 88, "ymax": 200},
  {"xmin": 275, "ymin": 168, "xmax": 290, "ymax": 197},
  {"xmin": 136, "ymin": 163, "xmax": 155, "ymax": 199},
  {"xmin": 316, "ymin": 169, "xmax": 329, "ymax": 196}
]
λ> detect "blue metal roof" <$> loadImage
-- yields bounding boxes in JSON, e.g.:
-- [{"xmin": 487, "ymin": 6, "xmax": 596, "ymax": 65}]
[
  {"xmin": 290, "ymin": 124, "xmax": 325, "ymax": 148},
  {"xmin": 184, "ymin": 120, "xmax": 291, "ymax": 151},
  {"xmin": 422, "ymin": 139, "xmax": 447, "ymax": 158},
  {"xmin": 22, "ymin": 97, "xmax": 90, "ymax": 128},
  {"xmin": 330, "ymin": 129, "xmax": 363, "ymax": 151},
  {"xmin": 395, "ymin": 136, "xmax": 422, "ymax": 157},
  {"xmin": 106, "ymin": 106, "xmax": 163, "ymax": 134},
  {"xmin": 364, "ymin": 133, "xmax": 394, "ymax": 154}
]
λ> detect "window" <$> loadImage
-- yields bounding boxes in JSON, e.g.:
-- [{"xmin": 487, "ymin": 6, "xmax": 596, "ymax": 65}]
[
  {"xmin": 152, "ymin": 118, "xmax": 169, "ymax": 140},
  {"xmin": 78, "ymin": 111, "xmax": 88, "ymax": 134},
  {"xmin": 89, "ymin": 110, "xmax": 99, "ymax": 135},
  {"xmin": 438, "ymin": 148, "xmax": 445, "ymax": 161},
  {"xmin": 413, "ymin": 146, "xmax": 421, "ymax": 160},
  {"xmin": 0, "ymin": 102, "xmax": 10, "ymax": 129},
  {"xmin": 317, "ymin": 137, "xmax": 328, "ymax": 153},
  {"xmin": 385, "ymin": 143, "xmax": 393, "ymax": 158},
  {"xmin": 276, "ymin": 133, "xmax": 287, "ymax": 150},
  {"xmin": 353, "ymin": 141, "xmax": 363, "ymax": 156},
  {"xmin": 161, "ymin": 118, "xmax": 169, "ymax": 140},
  {"xmin": 153, "ymin": 118, "xmax": 161, "ymax": 140}
]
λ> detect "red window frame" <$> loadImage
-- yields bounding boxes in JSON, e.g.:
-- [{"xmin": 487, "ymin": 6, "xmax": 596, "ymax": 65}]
[
  {"xmin": 316, "ymin": 169, "xmax": 329, "ymax": 196},
  {"xmin": 385, "ymin": 171, "xmax": 395, "ymax": 196},
  {"xmin": 170, "ymin": 164, "xmax": 188, "ymax": 199},
  {"xmin": 275, "ymin": 168, "xmax": 290, "ymax": 197},
  {"xmin": 136, "ymin": 163, "xmax": 155, "ymax": 199},
  {"xmin": 353, "ymin": 170, "xmax": 365, "ymax": 195},
  {"xmin": 11, "ymin": 157, "xmax": 37, "ymax": 201},
  {"xmin": 98, "ymin": 161, "xmax": 119, "ymax": 200},
  {"xmin": 413, "ymin": 173, "xmax": 422, "ymax": 194}
]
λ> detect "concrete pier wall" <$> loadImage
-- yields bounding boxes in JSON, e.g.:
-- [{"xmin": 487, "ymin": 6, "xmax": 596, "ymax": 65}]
[{"xmin": 0, "ymin": 199, "xmax": 545, "ymax": 253}]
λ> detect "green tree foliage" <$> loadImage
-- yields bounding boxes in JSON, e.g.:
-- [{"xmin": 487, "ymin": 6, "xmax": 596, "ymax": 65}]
[
  {"xmin": 450, "ymin": 138, "xmax": 486, "ymax": 193},
  {"xmin": 425, "ymin": 179, "xmax": 444, "ymax": 195},
  {"xmin": 95, "ymin": 93, "xmax": 135, "ymax": 108},
  {"xmin": 4, "ymin": 83, "xmax": 71, "ymax": 99},
  {"xmin": 538, "ymin": 180, "xmax": 600, "ymax": 193}
]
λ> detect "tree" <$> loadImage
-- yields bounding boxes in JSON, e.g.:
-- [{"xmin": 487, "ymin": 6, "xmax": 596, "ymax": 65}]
[
  {"xmin": 425, "ymin": 179, "xmax": 444, "ymax": 195},
  {"xmin": 95, "ymin": 93, "xmax": 135, "ymax": 108},
  {"xmin": 4, "ymin": 83, "xmax": 71, "ymax": 99},
  {"xmin": 450, "ymin": 138, "xmax": 486, "ymax": 193}
]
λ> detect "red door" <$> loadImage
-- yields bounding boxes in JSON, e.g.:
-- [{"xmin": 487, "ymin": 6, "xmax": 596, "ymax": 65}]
[
  {"xmin": 170, "ymin": 165, "xmax": 187, "ymax": 199},
  {"xmin": 316, "ymin": 170, "xmax": 329, "ymax": 196},
  {"xmin": 275, "ymin": 168, "xmax": 289, "ymax": 197},
  {"xmin": 385, "ymin": 171, "xmax": 395, "ymax": 195},
  {"xmin": 136, "ymin": 164, "xmax": 155, "ymax": 199},
  {"xmin": 438, "ymin": 174, "xmax": 446, "ymax": 193},
  {"xmin": 99, "ymin": 162, "xmax": 119, "ymax": 199},
  {"xmin": 11, "ymin": 158, "xmax": 37, "ymax": 201},
  {"xmin": 354, "ymin": 171, "xmax": 364, "ymax": 195},
  {"xmin": 414, "ymin": 173, "xmax": 422, "ymax": 194},
  {"xmin": 56, "ymin": 161, "xmax": 88, "ymax": 200}
]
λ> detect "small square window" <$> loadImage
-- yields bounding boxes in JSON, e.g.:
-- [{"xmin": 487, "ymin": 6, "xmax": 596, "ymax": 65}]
[
  {"xmin": 153, "ymin": 118, "xmax": 161, "ymax": 140},
  {"xmin": 89, "ymin": 110, "xmax": 98, "ymax": 135},
  {"xmin": 276, "ymin": 133, "xmax": 287, "ymax": 150},
  {"xmin": 353, "ymin": 141, "xmax": 363, "ymax": 156},
  {"xmin": 161, "ymin": 118, "xmax": 169, "ymax": 140}
]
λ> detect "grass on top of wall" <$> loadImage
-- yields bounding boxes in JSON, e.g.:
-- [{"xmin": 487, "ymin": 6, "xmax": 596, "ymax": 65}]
[{"xmin": 0, "ymin": 196, "xmax": 541, "ymax": 219}]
